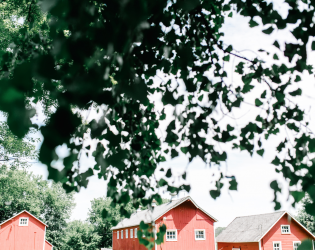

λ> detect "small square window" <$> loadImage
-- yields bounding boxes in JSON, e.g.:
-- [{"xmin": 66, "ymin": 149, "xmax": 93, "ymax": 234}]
[
  {"xmin": 117, "ymin": 231, "xmax": 119, "ymax": 239},
  {"xmin": 130, "ymin": 229, "xmax": 133, "ymax": 238},
  {"xmin": 166, "ymin": 230, "xmax": 177, "ymax": 241},
  {"xmin": 126, "ymin": 229, "xmax": 128, "ymax": 238},
  {"xmin": 135, "ymin": 228, "xmax": 138, "ymax": 238},
  {"xmin": 273, "ymin": 241, "xmax": 282, "ymax": 250},
  {"xmin": 293, "ymin": 241, "xmax": 301, "ymax": 250},
  {"xmin": 195, "ymin": 229, "xmax": 206, "ymax": 240},
  {"xmin": 19, "ymin": 218, "xmax": 28, "ymax": 226},
  {"xmin": 121, "ymin": 230, "xmax": 123, "ymax": 239},
  {"xmin": 281, "ymin": 225, "xmax": 290, "ymax": 234}
]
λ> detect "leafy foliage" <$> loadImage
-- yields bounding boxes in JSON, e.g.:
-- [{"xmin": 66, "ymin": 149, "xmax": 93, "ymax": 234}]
[
  {"xmin": 297, "ymin": 196, "xmax": 315, "ymax": 235},
  {"xmin": 62, "ymin": 220, "xmax": 102, "ymax": 250},
  {"xmin": 0, "ymin": 165, "xmax": 75, "ymax": 249},
  {"xmin": 2, "ymin": 0, "xmax": 315, "ymax": 248},
  {"xmin": 88, "ymin": 197, "xmax": 136, "ymax": 248},
  {"xmin": 0, "ymin": 120, "xmax": 38, "ymax": 167}
]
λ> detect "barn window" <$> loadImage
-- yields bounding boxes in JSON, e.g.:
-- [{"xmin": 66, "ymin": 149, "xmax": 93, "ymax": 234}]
[
  {"xmin": 135, "ymin": 228, "xmax": 137, "ymax": 238},
  {"xmin": 293, "ymin": 241, "xmax": 301, "ymax": 250},
  {"xmin": 121, "ymin": 230, "xmax": 123, "ymax": 239},
  {"xmin": 126, "ymin": 229, "xmax": 128, "ymax": 238},
  {"xmin": 281, "ymin": 225, "xmax": 291, "ymax": 234},
  {"xmin": 117, "ymin": 231, "xmax": 119, "ymax": 239},
  {"xmin": 273, "ymin": 241, "xmax": 282, "ymax": 250},
  {"xmin": 19, "ymin": 218, "xmax": 29, "ymax": 226},
  {"xmin": 166, "ymin": 230, "xmax": 177, "ymax": 241},
  {"xmin": 130, "ymin": 229, "xmax": 133, "ymax": 238},
  {"xmin": 195, "ymin": 229, "xmax": 206, "ymax": 240}
]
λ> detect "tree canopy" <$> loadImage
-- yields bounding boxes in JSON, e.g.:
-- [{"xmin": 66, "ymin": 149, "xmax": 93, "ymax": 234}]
[
  {"xmin": 61, "ymin": 220, "xmax": 102, "ymax": 250},
  {"xmin": 0, "ymin": 165, "xmax": 75, "ymax": 249},
  {"xmin": 1, "ymin": 0, "xmax": 315, "ymax": 246}
]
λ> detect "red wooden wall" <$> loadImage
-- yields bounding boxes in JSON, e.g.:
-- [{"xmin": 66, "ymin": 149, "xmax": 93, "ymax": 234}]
[
  {"xmin": 0, "ymin": 211, "xmax": 46, "ymax": 250},
  {"xmin": 218, "ymin": 242, "xmax": 259, "ymax": 250},
  {"xmin": 112, "ymin": 200, "xmax": 215, "ymax": 250},
  {"xmin": 262, "ymin": 214, "xmax": 314, "ymax": 250}
]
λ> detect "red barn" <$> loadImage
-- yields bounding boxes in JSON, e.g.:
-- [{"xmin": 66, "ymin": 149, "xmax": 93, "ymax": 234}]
[
  {"xmin": 217, "ymin": 211, "xmax": 315, "ymax": 250},
  {"xmin": 111, "ymin": 196, "xmax": 217, "ymax": 250},
  {"xmin": 0, "ymin": 210, "xmax": 53, "ymax": 249}
]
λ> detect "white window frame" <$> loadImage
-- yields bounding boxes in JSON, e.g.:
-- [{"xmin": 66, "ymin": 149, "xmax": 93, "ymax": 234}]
[
  {"xmin": 281, "ymin": 225, "xmax": 291, "ymax": 234},
  {"xmin": 130, "ymin": 229, "xmax": 133, "ymax": 238},
  {"xmin": 195, "ymin": 229, "xmax": 206, "ymax": 240},
  {"xmin": 19, "ymin": 217, "xmax": 29, "ymax": 226},
  {"xmin": 232, "ymin": 248, "xmax": 241, "ymax": 250},
  {"xmin": 121, "ymin": 230, "xmax": 123, "ymax": 239},
  {"xmin": 135, "ymin": 228, "xmax": 137, "ymax": 238},
  {"xmin": 117, "ymin": 231, "xmax": 119, "ymax": 239},
  {"xmin": 293, "ymin": 241, "xmax": 301, "ymax": 250},
  {"xmin": 166, "ymin": 229, "xmax": 177, "ymax": 241},
  {"xmin": 273, "ymin": 241, "xmax": 282, "ymax": 250},
  {"xmin": 126, "ymin": 229, "xmax": 128, "ymax": 238}
]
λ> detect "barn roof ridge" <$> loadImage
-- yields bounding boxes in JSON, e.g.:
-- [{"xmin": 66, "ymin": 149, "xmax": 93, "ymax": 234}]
[
  {"xmin": 111, "ymin": 196, "xmax": 217, "ymax": 230},
  {"xmin": 0, "ymin": 210, "xmax": 48, "ymax": 227}
]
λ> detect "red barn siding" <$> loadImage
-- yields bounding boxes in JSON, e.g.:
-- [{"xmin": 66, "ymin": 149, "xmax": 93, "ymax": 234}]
[
  {"xmin": 0, "ymin": 211, "xmax": 46, "ymax": 250},
  {"xmin": 218, "ymin": 242, "xmax": 260, "ymax": 250},
  {"xmin": 113, "ymin": 226, "xmax": 149, "ymax": 250},
  {"xmin": 262, "ymin": 214, "xmax": 314, "ymax": 250},
  {"xmin": 112, "ymin": 200, "xmax": 215, "ymax": 250}
]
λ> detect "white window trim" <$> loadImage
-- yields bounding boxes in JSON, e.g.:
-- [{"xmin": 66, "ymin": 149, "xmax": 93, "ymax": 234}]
[
  {"xmin": 117, "ymin": 231, "xmax": 119, "ymax": 239},
  {"xmin": 273, "ymin": 241, "xmax": 282, "ymax": 250},
  {"xmin": 293, "ymin": 241, "xmax": 301, "ymax": 250},
  {"xmin": 130, "ymin": 229, "xmax": 133, "ymax": 238},
  {"xmin": 19, "ymin": 217, "xmax": 29, "ymax": 226},
  {"xmin": 126, "ymin": 229, "xmax": 128, "ymax": 238},
  {"xmin": 135, "ymin": 228, "xmax": 138, "ymax": 238},
  {"xmin": 194, "ymin": 229, "xmax": 206, "ymax": 241},
  {"xmin": 232, "ymin": 248, "xmax": 241, "ymax": 250},
  {"xmin": 166, "ymin": 229, "xmax": 177, "ymax": 241},
  {"xmin": 121, "ymin": 230, "xmax": 123, "ymax": 239},
  {"xmin": 281, "ymin": 225, "xmax": 291, "ymax": 234}
]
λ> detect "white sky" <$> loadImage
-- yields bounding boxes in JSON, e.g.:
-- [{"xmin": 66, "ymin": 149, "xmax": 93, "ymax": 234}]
[{"xmin": 27, "ymin": 1, "xmax": 315, "ymax": 228}]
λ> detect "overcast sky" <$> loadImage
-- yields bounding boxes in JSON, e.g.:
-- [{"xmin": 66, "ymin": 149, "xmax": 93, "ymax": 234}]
[{"xmin": 28, "ymin": 1, "xmax": 315, "ymax": 228}]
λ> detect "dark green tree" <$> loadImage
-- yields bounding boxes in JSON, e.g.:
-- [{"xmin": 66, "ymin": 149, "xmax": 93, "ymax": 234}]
[
  {"xmin": 297, "ymin": 196, "xmax": 315, "ymax": 235},
  {"xmin": 62, "ymin": 220, "xmax": 102, "ymax": 250},
  {"xmin": 0, "ymin": 165, "xmax": 75, "ymax": 249},
  {"xmin": 1, "ymin": 0, "xmax": 315, "ymax": 248}
]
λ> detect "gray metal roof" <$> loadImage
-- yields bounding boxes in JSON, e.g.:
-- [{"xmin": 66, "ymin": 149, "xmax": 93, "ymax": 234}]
[
  {"xmin": 111, "ymin": 196, "xmax": 217, "ymax": 230},
  {"xmin": 216, "ymin": 211, "xmax": 285, "ymax": 243}
]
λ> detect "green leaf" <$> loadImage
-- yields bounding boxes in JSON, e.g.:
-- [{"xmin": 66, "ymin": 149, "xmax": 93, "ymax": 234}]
[
  {"xmin": 289, "ymin": 88, "xmax": 302, "ymax": 96},
  {"xmin": 261, "ymin": 90, "xmax": 267, "ymax": 98},
  {"xmin": 312, "ymin": 41, "xmax": 315, "ymax": 51},
  {"xmin": 223, "ymin": 55, "xmax": 230, "ymax": 61},
  {"xmin": 294, "ymin": 75, "xmax": 301, "ymax": 82},
  {"xmin": 229, "ymin": 178, "xmax": 238, "ymax": 191},
  {"xmin": 166, "ymin": 168, "xmax": 172, "ymax": 178},
  {"xmin": 273, "ymin": 40, "xmax": 280, "ymax": 49},
  {"xmin": 249, "ymin": 19, "xmax": 259, "ymax": 27},
  {"xmin": 297, "ymin": 240, "xmax": 313, "ymax": 250},
  {"xmin": 198, "ymin": 94, "xmax": 204, "ymax": 101},
  {"xmin": 273, "ymin": 53, "xmax": 279, "ymax": 60},
  {"xmin": 228, "ymin": 12, "xmax": 233, "ymax": 17},
  {"xmin": 262, "ymin": 26, "xmax": 274, "ymax": 35},
  {"xmin": 255, "ymin": 98, "xmax": 263, "ymax": 107},
  {"xmin": 257, "ymin": 149, "xmax": 264, "ymax": 156}
]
